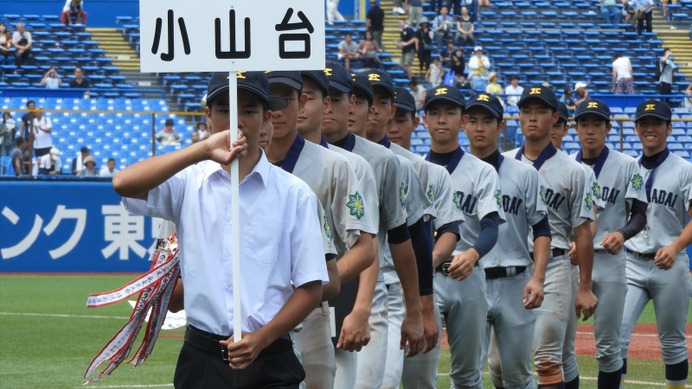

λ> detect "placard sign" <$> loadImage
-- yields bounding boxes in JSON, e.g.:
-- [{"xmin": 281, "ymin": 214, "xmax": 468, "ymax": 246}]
[{"xmin": 140, "ymin": 0, "xmax": 326, "ymax": 72}]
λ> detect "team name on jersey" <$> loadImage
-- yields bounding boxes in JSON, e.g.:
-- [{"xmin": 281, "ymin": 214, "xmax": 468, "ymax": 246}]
[
  {"xmin": 453, "ymin": 190, "xmax": 478, "ymax": 214},
  {"xmin": 501, "ymin": 195, "xmax": 523, "ymax": 216},
  {"xmin": 651, "ymin": 188, "xmax": 678, "ymax": 209},
  {"xmin": 540, "ymin": 185, "xmax": 566, "ymax": 211},
  {"xmin": 600, "ymin": 186, "xmax": 621, "ymax": 205}
]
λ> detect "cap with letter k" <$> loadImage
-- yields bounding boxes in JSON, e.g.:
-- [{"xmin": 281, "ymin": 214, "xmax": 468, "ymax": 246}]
[
  {"xmin": 206, "ymin": 71, "xmax": 288, "ymax": 111},
  {"xmin": 575, "ymin": 98, "xmax": 611, "ymax": 121},
  {"xmin": 423, "ymin": 86, "xmax": 466, "ymax": 111},
  {"xmin": 464, "ymin": 92, "xmax": 504, "ymax": 119},
  {"xmin": 517, "ymin": 85, "xmax": 558, "ymax": 110},
  {"xmin": 364, "ymin": 69, "xmax": 395, "ymax": 98},
  {"xmin": 634, "ymin": 99, "xmax": 671, "ymax": 122}
]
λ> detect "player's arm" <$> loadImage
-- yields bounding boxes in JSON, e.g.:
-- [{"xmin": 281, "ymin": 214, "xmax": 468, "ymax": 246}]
[
  {"xmin": 433, "ymin": 226, "xmax": 460, "ymax": 268},
  {"xmin": 323, "ymin": 258, "xmax": 341, "ymax": 301},
  {"xmin": 168, "ymin": 278, "xmax": 184, "ymax": 313},
  {"xmin": 337, "ymin": 233, "xmax": 375, "ymax": 283},
  {"xmin": 602, "ymin": 198, "xmax": 647, "ymax": 255},
  {"xmin": 654, "ymin": 206, "xmax": 692, "ymax": 270},
  {"xmin": 113, "ymin": 130, "xmax": 247, "ymax": 200},
  {"xmin": 573, "ymin": 221, "xmax": 597, "ymax": 320},
  {"xmin": 448, "ymin": 212, "xmax": 500, "ymax": 280},
  {"xmin": 408, "ymin": 217, "xmax": 436, "ymax": 352}
]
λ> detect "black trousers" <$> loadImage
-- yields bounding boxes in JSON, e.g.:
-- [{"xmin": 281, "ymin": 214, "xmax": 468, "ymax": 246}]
[
  {"xmin": 174, "ymin": 326, "xmax": 304, "ymax": 389},
  {"xmin": 637, "ymin": 12, "xmax": 652, "ymax": 33}
]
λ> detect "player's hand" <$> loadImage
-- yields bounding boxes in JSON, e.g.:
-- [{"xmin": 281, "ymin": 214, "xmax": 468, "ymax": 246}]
[
  {"xmin": 206, "ymin": 130, "xmax": 248, "ymax": 165},
  {"xmin": 447, "ymin": 249, "xmax": 479, "ymax": 281},
  {"xmin": 601, "ymin": 231, "xmax": 625, "ymax": 255},
  {"xmin": 568, "ymin": 242, "xmax": 577, "ymax": 265},
  {"xmin": 575, "ymin": 287, "xmax": 598, "ymax": 321},
  {"xmin": 654, "ymin": 245, "xmax": 678, "ymax": 270},
  {"xmin": 337, "ymin": 307, "xmax": 371, "ymax": 352},
  {"xmin": 220, "ymin": 331, "xmax": 268, "ymax": 370},
  {"xmin": 400, "ymin": 311, "xmax": 424, "ymax": 358},
  {"xmin": 421, "ymin": 297, "xmax": 439, "ymax": 353},
  {"xmin": 523, "ymin": 276, "xmax": 544, "ymax": 309}
]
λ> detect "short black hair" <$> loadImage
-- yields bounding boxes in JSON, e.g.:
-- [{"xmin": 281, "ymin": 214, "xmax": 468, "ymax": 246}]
[
  {"xmin": 26, "ymin": 100, "xmax": 35, "ymax": 108},
  {"xmin": 107, "ymin": 157, "xmax": 115, "ymax": 163}
]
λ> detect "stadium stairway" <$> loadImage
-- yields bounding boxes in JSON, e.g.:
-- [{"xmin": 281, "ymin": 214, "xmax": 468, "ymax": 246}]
[
  {"xmin": 87, "ymin": 28, "xmax": 140, "ymax": 72},
  {"xmin": 652, "ymin": 11, "xmax": 692, "ymax": 81},
  {"xmin": 379, "ymin": 0, "xmax": 425, "ymax": 78}
]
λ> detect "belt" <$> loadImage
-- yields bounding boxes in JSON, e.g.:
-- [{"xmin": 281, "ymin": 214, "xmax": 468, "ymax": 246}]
[
  {"xmin": 484, "ymin": 266, "xmax": 527, "ymax": 279},
  {"xmin": 436, "ymin": 260, "xmax": 478, "ymax": 276},
  {"xmin": 629, "ymin": 250, "xmax": 656, "ymax": 260},
  {"xmin": 184, "ymin": 325, "xmax": 292, "ymax": 362},
  {"xmin": 530, "ymin": 248, "xmax": 567, "ymax": 261}
]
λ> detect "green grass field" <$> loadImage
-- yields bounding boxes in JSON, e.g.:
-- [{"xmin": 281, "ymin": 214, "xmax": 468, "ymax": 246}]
[{"xmin": 0, "ymin": 275, "xmax": 687, "ymax": 388}]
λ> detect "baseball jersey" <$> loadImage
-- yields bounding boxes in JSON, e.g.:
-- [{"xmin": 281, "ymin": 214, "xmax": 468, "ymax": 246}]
[
  {"xmin": 428, "ymin": 147, "xmax": 505, "ymax": 257},
  {"xmin": 506, "ymin": 144, "xmax": 594, "ymax": 250},
  {"xmin": 388, "ymin": 142, "xmax": 436, "ymax": 220},
  {"xmin": 425, "ymin": 161, "xmax": 466, "ymax": 231},
  {"xmin": 625, "ymin": 150, "xmax": 692, "ymax": 253},
  {"xmin": 570, "ymin": 147, "xmax": 647, "ymax": 250},
  {"xmin": 483, "ymin": 155, "xmax": 548, "ymax": 268}
]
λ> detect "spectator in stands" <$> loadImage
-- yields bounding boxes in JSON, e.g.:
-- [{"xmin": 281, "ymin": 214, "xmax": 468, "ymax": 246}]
[
  {"xmin": 612, "ymin": 53, "xmax": 635, "ymax": 94},
  {"xmin": 191, "ymin": 131, "xmax": 201, "ymax": 144},
  {"xmin": 0, "ymin": 112, "xmax": 17, "ymax": 157},
  {"xmin": 685, "ymin": 83, "xmax": 692, "ymax": 110},
  {"xmin": 467, "ymin": 45, "xmax": 490, "ymax": 91},
  {"xmin": 415, "ymin": 17, "xmax": 434, "ymax": 74},
  {"xmin": 427, "ymin": 56, "xmax": 444, "ymax": 86},
  {"xmin": 485, "ymin": 72, "xmax": 504, "ymax": 102},
  {"xmin": 440, "ymin": 42, "xmax": 456, "ymax": 69},
  {"xmin": 11, "ymin": 137, "xmax": 28, "ymax": 176},
  {"xmin": 326, "ymin": 0, "xmax": 345, "ymax": 25},
  {"xmin": 79, "ymin": 155, "xmax": 98, "ymax": 176},
  {"xmin": 398, "ymin": 20, "xmax": 417, "ymax": 77},
  {"xmin": 32, "ymin": 107, "xmax": 52, "ymax": 157},
  {"xmin": 0, "ymin": 22, "xmax": 12, "ymax": 66},
  {"xmin": 505, "ymin": 76, "xmax": 524, "ymax": 106},
  {"xmin": 560, "ymin": 88, "xmax": 576, "ymax": 116},
  {"xmin": 631, "ymin": 0, "xmax": 653, "ymax": 34},
  {"xmin": 61, "ymin": 0, "xmax": 87, "ymax": 25},
  {"xmin": 454, "ymin": 6, "xmax": 475, "ymax": 46},
  {"xmin": 622, "ymin": 0, "xmax": 636, "ymax": 23},
  {"xmin": 393, "ymin": 0, "xmax": 406, "ymax": 15},
  {"xmin": 99, "ymin": 157, "xmax": 118, "ymax": 177},
  {"xmin": 156, "ymin": 118, "xmax": 182, "ymax": 145},
  {"xmin": 358, "ymin": 30, "xmax": 382, "ymax": 69},
  {"xmin": 338, "ymin": 33, "xmax": 361, "ymax": 70},
  {"xmin": 40, "ymin": 66, "xmax": 63, "ymax": 89},
  {"xmin": 407, "ymin": 0, "xmax": 424, "ymax": 26},
  {"xmin": 573, "ymin": 81, "xmax": 590, "ymax": 107},
  {"xmin": 196, "ymin": 121, "xmax": 209, "ymax": 140},
  {"xmin": 19, "ymin": 100, "xmax": 35, "ymax": 139},
  {"xmin": 38, "ymin": 147, "xmax": 62, "ymax": 175},
  {"xmin": 366, "ymin": 0, "xmax": 385, "ymax": 48},
  {"xmin": 409, "ymin": 77, "xmax": 426, "ymax": 111},
  {"xmin": 71, "ymin": 146, "xmax": 91, "ymax": 174},
  {"xmin": 662, "ymin": 0, "xmax": 680, "ymax": 19},
  {"xmin": 69, "ymin": 65, "xmax": 90, "ymax": 89},
  {"xmin": 11, "ymin": 22, "xmax": 34, "ymax": 68},
  {"xmin": 451, "ymin": 48, "xmax": 467, "ymax": 87},
  {"xmin": 479, "ymin": 0, "xmax": 493, "ymax": 9},
  {"xmin": 600, "ymin": 0, "xmax": 622, "ymax": 24},
  {"xmin": 658, "ymin": 48, "xmax": 677, "ymax": 99},
  {"xmin": 433, "ymin": 6, "xmax": 455, "ymax": 47}
]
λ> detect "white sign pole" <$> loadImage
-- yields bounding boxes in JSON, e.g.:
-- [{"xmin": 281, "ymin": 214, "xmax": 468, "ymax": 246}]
[{"xmin": 228, "ymin": 74, "xmax": 242, "ymax": 343}]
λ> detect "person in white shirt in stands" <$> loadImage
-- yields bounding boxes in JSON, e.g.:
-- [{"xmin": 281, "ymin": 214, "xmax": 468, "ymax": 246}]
[
  {"xmin": 505, "ymin": 76, "xmax": 524, "ymax": 106},
  {"xmin": 61, "ymin": 0, "xmax": 87, "ymax": 25},
  {"xmin": 40, "ymin": 66, "xmax": 62, "ymax": 89},
  {"xmin": 99, "ymin": 157, "xmax": 118, "ymax": 177},
  {"xmin": 612, "ymin": 53, "xmax": 634, "ymax": 94},
  {"xmin": 11, "ymin": 22, "xmax": 33, "ymax": 67},
  {"xmin": 337, "ymin": 33, "xmax": 361, "ymax": 70},
  {"xmin": 32, "ymin": 107, "xmax": 53, "ymax": 157},
  {"xmin": 37, "ymin": 147, "xmax": 62, "ymax": 175}
]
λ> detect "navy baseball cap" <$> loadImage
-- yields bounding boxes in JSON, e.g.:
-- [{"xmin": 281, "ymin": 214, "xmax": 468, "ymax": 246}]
[
  {"xmin": 575, "ymin": 99, "xmax": 611, "ymax": 122},
  {"xmin": 301, "ymin": 70, "xmax": 330, "ymax": 97},
  {"xmin": 324, "ymin": 61, "xmax": 352, "ymax": 93},
  {"xmin": 517, "ymin": 85, "xmax": 558, "ymax": 110},
  {"xmin": 265, "ymin": 71, "xmax": 303, "ymax": 92},
  {"xmin": 464, "ymin": 92, "xmax": 503, "ymax": 119},
  {"xmin": 206, "ymin": 72, "xmax": 288, "ymax": 111},
  {"xmin": 351, "ymin": 72, "xmax": 374, "ymax": 105},
  {"xmin": 423, "ymin": 86, "xmax": 466, "ymax": 111},
  {"xmin": 635, "ymin": 99, "xmax": 671, "ymax": 122},
  {"xmin": 557, "ymin": 101, "xmax": 570, "ymax": 122},
  {"xmin": 364, "ymin": 69, "xmax": 395, "ymax": 98},
  {"xmin": 393, "ymin": 87, "xmax": 416, "ymax": 113}
]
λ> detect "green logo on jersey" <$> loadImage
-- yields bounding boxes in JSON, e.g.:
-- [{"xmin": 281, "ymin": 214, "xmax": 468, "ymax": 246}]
[
  {"xmin": 453, "ymin": 191, "xmax": 462, "ymax": 210},
  {"xmin": 323, "ymin": 215, "xmax": 333, "ymax": 241},
  {"xmin": 584, "ymin": 192, "xmax": 593, "ymax": 211},
  {"xmin": 495, "ymin": 189, "xmax": 503, "ymax": 209},
  {"xmin": 346, "ymin": 192, "xmax": 365, "ymax": 220},
  {"xmin": 630, "ymin": 173, "xmax": 643, "ymax": 191},
  {"xmin": 427, "ymin": 184, "xmax": 435, "ymax": 202},
  {"xmin": 539, "ymin": 185, "xmax": 548, "ymax": 205},
  {"xmin": 591, "ymin": 181, "xmax": 601, "ymax": 201},
  {"xmin": 399, "ymin": 183, "xmax": 408, "ymax": 208}
]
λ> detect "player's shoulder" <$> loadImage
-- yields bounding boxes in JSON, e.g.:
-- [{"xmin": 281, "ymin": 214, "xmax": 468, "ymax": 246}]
[
  {"xmin": 463, "ymin": 152, "xmax": 497, "ymax": 174},
  {"xmin": 501, "ymin": 147, "xmax": 520, "ymax": 159},
  {"xmin": 303, "ymin": 140, "xmax": 350, "ymax": 164},
  {"xmin": 268, "ymin": 161, "xmax": 318, "ymax": 201},
  {"xmin": 502, "ymin": 154, "xmax": 535, "ymax": 173}
]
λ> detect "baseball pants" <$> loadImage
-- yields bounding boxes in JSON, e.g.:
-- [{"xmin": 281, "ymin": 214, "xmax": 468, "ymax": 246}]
[
  {"xmin": 592, "ymin": 250, "xmax": 627, "ymax": 373},
  {"xmin": 383, "ymin": 282, "xmax": 405, "ymax": 389},
  {"xmin": 401, "ymin": 301, "xmax": 443, "ymax": 389},
  {"xmin": 562, "ymin": 264, "xmax": 580, "ymax": 383},
  {"xmin": 293, "ymin": 303, "xmax": 336, "ymax": 389},
  {"xmin": 354, "ymin": 279, "xmax": 388, "ymax": 388}
]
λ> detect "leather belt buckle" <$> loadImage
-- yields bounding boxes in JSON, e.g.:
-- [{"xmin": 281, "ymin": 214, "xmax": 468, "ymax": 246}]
[{"xmin": 221, "ymin": 344, "xmax": 229, "ymax": 362}]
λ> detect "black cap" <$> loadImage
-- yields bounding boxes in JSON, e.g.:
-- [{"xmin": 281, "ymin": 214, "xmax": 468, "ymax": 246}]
[
  {"xmin": 324, "ymin": 61, "xmax": 352, "ymax": 93},
  {"xmin": 265, "ymin": 71, "xmax": 303, "ymax": 92},
  {"xmin": 635, "ymin": 99, "xmax": 671, "ymax": 122},
  {"xmin": 206, "ymin": 72, "xmax": 288, "ymax": 111},
  {"xmin": 517, "ymin": 85, "xmax": 558, "ymax": 110},
  {"xmin": 301, "ymin": 70, "xmax": 330, "ymax": 97},
  {"xmin": 165, "ymin": 118, "xmax": 174, "ymax": 126},
  {"xmin": 423, "ymin": 85, "xmax": 466, "ymax": 110},
  {"xmin": 363, "ymin": 69, "xmax": 395, "ymax": 98},
  {"xmin": 464, "ymin": 92, "xmax": 503, "ymax": 119},
  {"xmin": 351, "ymin": 72, "xmax": 374, "ymax": 104},
  {"xmin": 575, "ymin": 99, "xmax": 611, "ymax": 122},
  {"xmin": 80, "ymin": 146, "xmax": 89, "ymax": 153},
  {"xmin": 393, "ymin": 87, "xmax": 416, "ymax": 113},
  {"xmin": 557, "ymin": 102, "xmax": 569, "ymax": 122}
]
